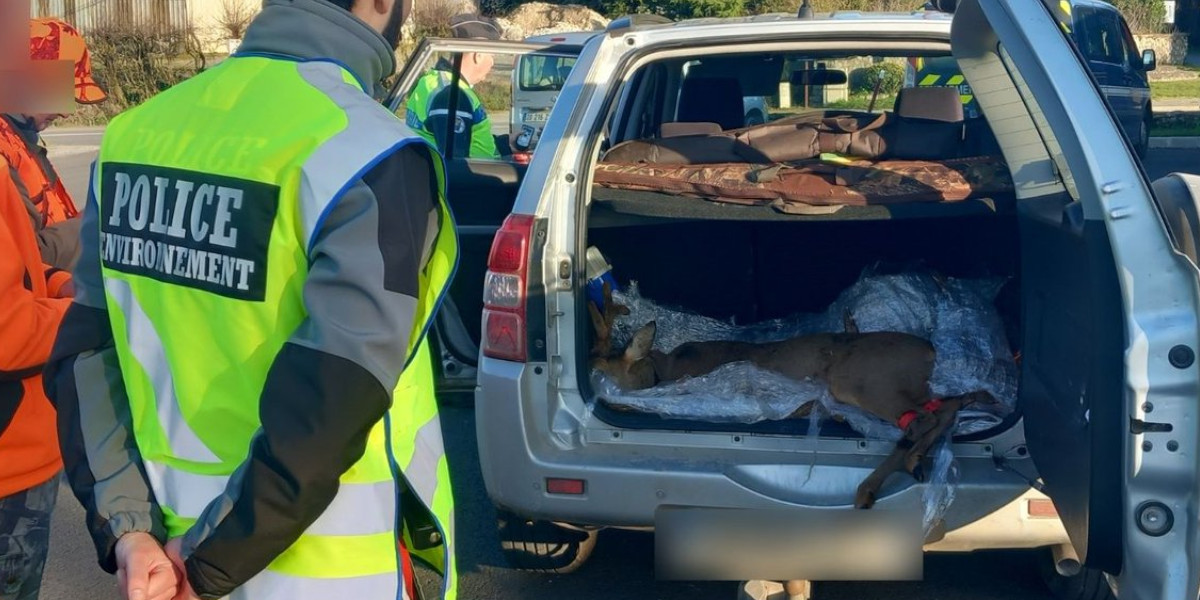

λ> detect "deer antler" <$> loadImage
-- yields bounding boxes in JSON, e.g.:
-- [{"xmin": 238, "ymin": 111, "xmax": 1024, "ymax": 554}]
[{"xmin": 588, "ymin": 280, "xmax": 630, "ymax": 359}]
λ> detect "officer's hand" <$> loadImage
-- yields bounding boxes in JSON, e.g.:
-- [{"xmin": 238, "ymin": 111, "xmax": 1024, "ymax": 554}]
[
  {"xmin": 114, "ymin": 532, "xmax": 180, "ymax": 600},
  {"xmin": 164, "ymin": 538, "xmax": 202, "ymax": 600}
]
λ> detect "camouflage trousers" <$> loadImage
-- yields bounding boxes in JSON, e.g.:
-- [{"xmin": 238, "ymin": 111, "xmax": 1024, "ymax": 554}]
[{"xmin": 0, "ymin": 473, "xmax": 60, "ymax": 600}]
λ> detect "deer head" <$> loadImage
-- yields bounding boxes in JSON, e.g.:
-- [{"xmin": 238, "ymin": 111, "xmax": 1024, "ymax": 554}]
[
  {"xmin": 588, "ymin": 282, "xmax": 660, "ymax": 390},
  {"xmin": 593, "ymin": 322, "xmax": 660, "ymax": 390}
]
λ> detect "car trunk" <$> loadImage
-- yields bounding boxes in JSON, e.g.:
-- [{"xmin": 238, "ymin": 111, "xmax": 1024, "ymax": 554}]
[{"xmin": 580, "ymin": 185, "xmax": 1023, "ymax": 441}]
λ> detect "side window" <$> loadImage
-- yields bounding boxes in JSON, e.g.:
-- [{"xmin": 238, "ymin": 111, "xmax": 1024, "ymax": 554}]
[
  {"xmin": 1101, "ymin": 11, "xmax": 1131, "ymax": 66},
  {"xmin": 398, "ymin": 50, "xmax": 519, "ymax": 162},
  {"xmin": 1095, "ymin": 11, "xmax": 1126, "ymax": 65},
  {"xmin": 1075, "ymin": 7, "xmax": 1121, "ymax": 65},
  {"xmin": 1117, "ymin": 16, "xmax": 1141, "ymax": 68}
]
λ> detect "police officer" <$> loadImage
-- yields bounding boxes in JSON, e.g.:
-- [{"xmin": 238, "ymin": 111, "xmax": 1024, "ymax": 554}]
[
  {"xmin": 407, "ymin": 14, "xmax": 510, "ymax": 160},
  {"xmin": 44, "ymin": 0, "xmax": 459, "ymax": 599}
]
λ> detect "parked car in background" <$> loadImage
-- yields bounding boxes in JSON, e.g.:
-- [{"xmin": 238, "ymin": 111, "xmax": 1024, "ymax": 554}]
[
  {"xmin": 511, "ymin": 31, "xmax": 593, "ymax": 150},
  {"xmin": 515, "ymin": 30, "xmax": 773, "ymax": 146},
  {"xmin": 916, "ymin": 0, "xmax": 1155, "ymax": 157}
]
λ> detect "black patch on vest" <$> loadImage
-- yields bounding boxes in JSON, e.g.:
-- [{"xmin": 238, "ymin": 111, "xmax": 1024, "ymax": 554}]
[{"xmin": 98, "ymin": 162, "xmax": 279, "ymax": 301}]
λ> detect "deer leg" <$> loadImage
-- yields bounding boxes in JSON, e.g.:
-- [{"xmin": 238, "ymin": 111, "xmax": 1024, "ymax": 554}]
[
  {"xmin": 854, "ymin": 437, "xmax": 913, "ymax": 509},
  {"xmin": 855, "ymin": 398, "xmax": 966, "ymax": 508},
  {"xmin": 902, "ymin": 398, "xmax": 964, "ymax": 479}
]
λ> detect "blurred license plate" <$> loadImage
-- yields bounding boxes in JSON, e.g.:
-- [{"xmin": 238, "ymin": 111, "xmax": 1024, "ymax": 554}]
[
  {"xmin": 655, "ymin": 506, "xmax": 924, "ymax": 581},
  {"xmin": 526, "ymin": 111, "xmax": 550, "ymax": 123}
]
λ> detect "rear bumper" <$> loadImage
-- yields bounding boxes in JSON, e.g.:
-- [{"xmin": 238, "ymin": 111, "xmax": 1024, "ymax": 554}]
[{"xmin": 476, "ymin": 359, "xmax": 1069, "ymax": 552}]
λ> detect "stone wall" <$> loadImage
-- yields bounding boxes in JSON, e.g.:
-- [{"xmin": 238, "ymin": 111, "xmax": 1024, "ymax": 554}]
[
  {"xmin": 495, "ymin": 2, "xmax": 609, "ymax": 39},
  {"xmin": 1134, "ymin": 32, "xmax": 1189, "ymax": 64}
]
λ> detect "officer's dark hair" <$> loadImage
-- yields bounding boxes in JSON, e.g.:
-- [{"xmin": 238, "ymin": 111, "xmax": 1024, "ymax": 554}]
[{"xmin": 323, "ymin": 0, "xmax": 355, "ymax": 10}]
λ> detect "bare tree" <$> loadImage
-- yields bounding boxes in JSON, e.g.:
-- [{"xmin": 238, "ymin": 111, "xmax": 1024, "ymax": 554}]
[{"xmin": 218, "ymin": 0, "xmax": 257, "ymax": 40}]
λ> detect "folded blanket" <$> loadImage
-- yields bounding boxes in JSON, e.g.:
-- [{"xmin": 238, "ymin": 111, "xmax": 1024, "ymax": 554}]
[
  {"xmin": 601, "ymin": 111, "xmax": 965, "ymax": 165},
  {"xmin": 592, "ymin": 156, "xmax": 1014, "ymax": 213}
]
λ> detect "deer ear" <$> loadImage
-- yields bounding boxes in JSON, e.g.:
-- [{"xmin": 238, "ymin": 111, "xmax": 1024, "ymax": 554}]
[{"xmin": 627, "ymin": 321, "xmax": 656, "ymax": 360}]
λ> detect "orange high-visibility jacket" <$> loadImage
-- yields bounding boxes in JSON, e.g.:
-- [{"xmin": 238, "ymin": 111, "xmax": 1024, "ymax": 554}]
[
  {"xmin": 0, "ymin": 115, "xmax": 80, "ymax": 269},
  {"xmin": 0, "ymin": 147, "xmax": 71, "ymax": 498}
]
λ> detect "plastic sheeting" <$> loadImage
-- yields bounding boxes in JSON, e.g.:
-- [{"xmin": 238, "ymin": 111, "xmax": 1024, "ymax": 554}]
[
  {"xmin": 590, "ymin": 265, "xmax": 1012, "ymax": 532},
  {"xmin": 589, "ymin": 266, "xmax": 1012, "ymax": 533},
  {"xmin": 594, "ymin": 267, "xmax": 1018, "ymax": 438}
]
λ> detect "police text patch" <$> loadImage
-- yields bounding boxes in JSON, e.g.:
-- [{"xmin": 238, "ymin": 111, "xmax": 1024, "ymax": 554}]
[{"xmin": 99, "ymin": 162, "xmax": 280, "ymax": 301}]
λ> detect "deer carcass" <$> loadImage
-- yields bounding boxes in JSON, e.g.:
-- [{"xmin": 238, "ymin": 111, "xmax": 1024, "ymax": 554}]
[{"xmin": 587, "ymin": 282, "xmax": 993, "ymax": 509}]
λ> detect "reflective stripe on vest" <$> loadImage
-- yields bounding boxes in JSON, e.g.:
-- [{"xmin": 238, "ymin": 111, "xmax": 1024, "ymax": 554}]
[{"xmin": 94, "ymin": 56, "xmax": 458, "ymax": 600}]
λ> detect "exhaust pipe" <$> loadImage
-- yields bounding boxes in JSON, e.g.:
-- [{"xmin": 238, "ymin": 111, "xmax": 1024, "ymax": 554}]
[{"xmin": 1052, "ymin": 543, "xmax": 1082, "ymax": 577}]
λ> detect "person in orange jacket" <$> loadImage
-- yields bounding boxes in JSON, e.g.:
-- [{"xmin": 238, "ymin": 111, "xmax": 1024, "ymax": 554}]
[
  {"xmin": 1, "ymin": 18, "xmax": 108, "ymax": 272},
  {"xmin": 0, "ymin": 17, "xmax": 106, "ymax": 600}
]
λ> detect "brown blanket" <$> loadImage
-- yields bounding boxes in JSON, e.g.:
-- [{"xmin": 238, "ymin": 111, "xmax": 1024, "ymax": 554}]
[
  {"xmin": 592, "ymin": 156, "xmax": 1014, "ymax": 214},
  {"xmin": 603, "ymin": 112, "xmax": 897, "ymax": 165}
]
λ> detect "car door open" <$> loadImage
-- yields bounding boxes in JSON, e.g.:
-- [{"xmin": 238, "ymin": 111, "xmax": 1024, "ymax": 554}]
[
  {"xmin": 954, "ymin": 0, "xmax": 1200, "ymax": 598},
  {"xmin": 385, "ymin": 37, "xmax": 584, "ymax": 390}
]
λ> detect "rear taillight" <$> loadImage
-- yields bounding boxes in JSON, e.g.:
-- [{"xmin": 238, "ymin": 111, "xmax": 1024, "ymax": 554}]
[{"xmin": 483, "ymin": 214, "xmax": 535, "ymax": 361}]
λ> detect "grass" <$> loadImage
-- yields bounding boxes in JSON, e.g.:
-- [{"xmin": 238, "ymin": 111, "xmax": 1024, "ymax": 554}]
[
  {"xmin": 771, "ymin": 93, "xmax": 897, "ymax": 116},
  {"xmin": 56, "ymin": 104, "xmax": 112, "ymax": 127},
  {"xmin": 474, "ymin": 79, "xmax": 513, "ymax": 113},
  {"xmin": 1152, "ymin": 79, "xmax": 1200, "ymax": 99},
  {"xmin": 825, "ymin": 93, "xmax": 897, "ymax": 111},
  {"xmin": 1151, "ymin": 113, "xmax": 1200, "ymax": 137},
  {"xmin": 1152, "ymin": 124, "xmax": 1200, "ymax": 136}
]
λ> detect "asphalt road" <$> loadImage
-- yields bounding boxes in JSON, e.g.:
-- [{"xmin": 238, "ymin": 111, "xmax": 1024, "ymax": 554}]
[{"xmin": 33, "ymin": 132, "xmax": 1200, "ymax": 600}]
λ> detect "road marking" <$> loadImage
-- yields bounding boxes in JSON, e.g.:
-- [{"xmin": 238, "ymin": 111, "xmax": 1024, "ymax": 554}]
[{"xmin": 47, "ymin": 145, "xmax": 100, "ymax": 158}]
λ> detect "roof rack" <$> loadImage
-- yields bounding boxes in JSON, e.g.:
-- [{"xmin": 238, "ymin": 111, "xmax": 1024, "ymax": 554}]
[{"xmin": 605, "ymin": 13, "xmax": 675, "ymax": 34}]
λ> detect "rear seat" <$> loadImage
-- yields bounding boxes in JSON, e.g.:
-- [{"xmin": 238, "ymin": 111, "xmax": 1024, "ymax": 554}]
[
  {"xmin": 676, "ymin": 76, "xmax": 746, "ymax": 131},
  {"xmin": 888, "ymin": 86, "xmax": 966, "ymax": 160},
  {"xmin": 604, "ymin": 84, "xmax": 999, "ymax": 165}
]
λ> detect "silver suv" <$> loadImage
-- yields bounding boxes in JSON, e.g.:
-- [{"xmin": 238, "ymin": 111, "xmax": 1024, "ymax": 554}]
[{"xmin": 468, "ymin": 1, "xmax": 1200, "ymax": 599}]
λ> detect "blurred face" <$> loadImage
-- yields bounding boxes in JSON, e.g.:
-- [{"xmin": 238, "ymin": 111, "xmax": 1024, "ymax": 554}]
[
  {"xmin": 27, "ymin": 112, "xmax": 67, "ymax": 131},
  {"xmin": 352, "ymin": 0, "xmax": 407, "ymax": 49},
  {"xmin": 380, "ymin": 0, "xmax": 407, "ymax": 49}
]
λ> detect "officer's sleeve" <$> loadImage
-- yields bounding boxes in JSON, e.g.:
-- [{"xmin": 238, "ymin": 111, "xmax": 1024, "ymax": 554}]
[
  {"xmin": 178, "ymin": 143, "xmax": 440, "ymax": 598},
  {"xmin": 36, "ymin": 216, "xmax": 83, "ymax": 271},
  {"xmin": 43, "ymin": 161, "xmax": 168, "ymax": 574}
]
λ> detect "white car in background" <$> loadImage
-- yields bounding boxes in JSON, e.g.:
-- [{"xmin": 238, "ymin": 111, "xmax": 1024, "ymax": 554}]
[{"xmin": 513, "ymin": 29, "xmax": 769, "ymax": 150}]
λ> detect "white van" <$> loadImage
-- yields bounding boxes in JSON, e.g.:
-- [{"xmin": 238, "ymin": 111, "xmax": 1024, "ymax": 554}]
[
  {"xmin": 513, "ymin": 30, "xmax": 772, "ymax": 150},
  {"xmin": 510, "ymin": 31, "xmax": 597, "ymax": 150}
]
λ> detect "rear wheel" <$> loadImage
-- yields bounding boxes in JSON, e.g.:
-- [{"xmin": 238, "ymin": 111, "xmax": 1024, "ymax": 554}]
[
  {"xmin": 1037, "ymin": 548, "xmax": 1117, "ymax": 600},
  {"xmin": 1134, "ymin": 110, "xmax": 1151, "ymax": 160},
  {"xmin": 745, "ymin": 109, "xmax": 766, "ymax": 126},
  {"xmin": 496, "ymin": 509, "xmax": 599, "ymax": 573}
]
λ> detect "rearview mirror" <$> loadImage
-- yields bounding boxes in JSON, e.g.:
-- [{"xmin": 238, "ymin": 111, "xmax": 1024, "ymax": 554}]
[
  {"xmin": 1143, "ymin": 49, "xmax": 1157, "ymax": 72},
  {"xmin": 791, "ymin": 69, "xmax": 849, "ymax": 87}
]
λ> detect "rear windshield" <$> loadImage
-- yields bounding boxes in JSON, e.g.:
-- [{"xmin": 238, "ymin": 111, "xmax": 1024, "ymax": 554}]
[{"xmin": 519, "ymin": 53, "xmax": 578, "ymax": 91}]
